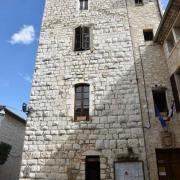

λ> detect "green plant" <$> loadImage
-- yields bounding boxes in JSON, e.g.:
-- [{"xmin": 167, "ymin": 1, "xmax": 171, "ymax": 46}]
[{"xmin": 0, "ymin": 142, "xmax": 12, "ymax": 165}]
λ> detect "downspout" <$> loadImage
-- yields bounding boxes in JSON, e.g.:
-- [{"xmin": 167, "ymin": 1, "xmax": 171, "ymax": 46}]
[
  {"xmin": 125, "ymin": 1, "xmax": 151, "ymax": 180},
  {"xmin": 139, "ymin": 45, "xmax": 151, "ymax": 129}
]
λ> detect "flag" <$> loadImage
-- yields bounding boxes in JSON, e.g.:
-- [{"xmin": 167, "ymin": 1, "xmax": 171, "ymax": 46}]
[
  {"xmin": 155, "ymin": 105, "xmax": 167, "ymax": 128},
  {"xmin": 165, "ymin": 101, "xmax": 175, "ymax": 122}
]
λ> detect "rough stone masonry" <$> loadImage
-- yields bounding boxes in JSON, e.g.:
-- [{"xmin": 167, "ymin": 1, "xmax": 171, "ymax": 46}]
[{"xmin": 20, "ymin": 0, "xmax": 151, "ymax": 179}]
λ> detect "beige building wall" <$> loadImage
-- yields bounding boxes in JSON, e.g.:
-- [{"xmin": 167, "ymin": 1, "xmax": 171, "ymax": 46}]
[
  {"xmin": 0, "ymin": 112, "xmax": 26, "ymax": 180},
  {"xmin": 128, "ymin": 1, "xmax": 180, "ymax": 180},
  {"xmin": 166, "ymin": 40, "xmax": 180, "ymax": 75}
]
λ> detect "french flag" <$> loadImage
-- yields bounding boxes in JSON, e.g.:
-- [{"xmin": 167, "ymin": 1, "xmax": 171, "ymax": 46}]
[
  {"xmin": 155, "ymin": 105, "xmax": 167, "ymax": 128},
  {"xmin": 165, "ymin": 101, "xmax": 175, "ymax": 122}
]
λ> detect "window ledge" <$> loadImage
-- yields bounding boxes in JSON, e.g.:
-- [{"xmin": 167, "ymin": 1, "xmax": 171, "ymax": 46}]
[
  {"xmin": 74, "ymin": 49, "xmax": 92, "ymax": 54},
  {"xmin": 144, "ymin": 41, "xmax": 154, "ymax": 44},
  {"xmin": 79, "ymin": 9, "xmax": 88, "ymax": 11},
  {"xmin": 135, "ymin": 3, "xmax": 144, "ymax": 6},
  {"xmin": 78, "ymin": 10, "xmax": 89, "ymax": 15},
  {"xmin": 72, "ymin": 116, "xmax": 93, "ymax": 123}
]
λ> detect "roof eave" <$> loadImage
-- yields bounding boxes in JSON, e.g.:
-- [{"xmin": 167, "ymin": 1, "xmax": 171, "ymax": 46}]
[
  {"xmin": 0, "ymin": 105, "xmax": 26, "ymax": 124},
  {"xmin": 154, "ymin": 0, "xmax": 174, "ymax": 43}
]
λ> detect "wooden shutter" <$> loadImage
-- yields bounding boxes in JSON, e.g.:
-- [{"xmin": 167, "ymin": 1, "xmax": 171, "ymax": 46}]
[
  {"xmin": 84, "ymin": 0, "xmax": 88, "ymax": 10},
  {"xmin": 82, "ymin": 27, "xmax": 90, "ymax": 50},
  {"xmin": 79, "ymin": 0, "xmax": 83, "ymax": 10},
  {"xmin": 75, "ymin": 84, "xmax": 89, "ymax": 121},
  {"xmin": 170, "ymin": 74, "xmax": 180, "ymax": 112},
  {"xmin": 75, "ymin": 27, "xmax": 82, "ymax": 51},
  {"xmin": 82, "ymin": 85, "xmax": 89, "ymax": 120}
]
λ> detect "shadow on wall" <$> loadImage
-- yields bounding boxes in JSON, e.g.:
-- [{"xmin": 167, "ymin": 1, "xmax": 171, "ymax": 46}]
[
  {"xmin": 138, "ymin": 44, "xmax": 180, "ymax": 180},
  {"xmin": 20, "ymin": 56, "xmax": 146, "ymax": 180}
]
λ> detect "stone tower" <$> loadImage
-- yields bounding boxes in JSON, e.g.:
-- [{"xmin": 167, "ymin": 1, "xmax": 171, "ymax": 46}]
[{"xmin": 20, "ymin": 0, "xmax": 162, "ymax": 179}]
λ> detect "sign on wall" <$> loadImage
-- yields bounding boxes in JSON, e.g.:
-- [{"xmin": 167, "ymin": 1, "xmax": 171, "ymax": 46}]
[{"xmin": 115, "ymin": 162, "xmax": 144, "ymax": 180}]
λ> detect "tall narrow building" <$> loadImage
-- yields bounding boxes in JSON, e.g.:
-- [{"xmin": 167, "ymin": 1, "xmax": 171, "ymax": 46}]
[
  {"xmin": 20, "ymin": 0, "xmax": 148, "ymax": 179},
  {"xmin": 20, "ymin": 0, "xmax": 180, "ymax": 179}
]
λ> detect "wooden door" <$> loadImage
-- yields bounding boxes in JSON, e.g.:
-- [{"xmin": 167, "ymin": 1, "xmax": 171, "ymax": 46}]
[
  {"xmin": 85, "ymin": 156, "xmax": 100, "ymax": 180},
  {"xmin": 156, "ymin": 149, "xmax": 180, "ymax": 180}
]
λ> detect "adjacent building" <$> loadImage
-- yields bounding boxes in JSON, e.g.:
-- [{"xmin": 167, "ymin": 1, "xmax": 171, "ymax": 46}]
[
  {"xmin": 0, "ymin": 106, "xmax": 26, "ymax": 180},
  {"xmin": 20, "ymin": 0, "xmax": 180, "ymax": 179}
]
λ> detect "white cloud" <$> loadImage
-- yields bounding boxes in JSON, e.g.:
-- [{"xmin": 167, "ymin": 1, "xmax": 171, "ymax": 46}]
[
  {"xmin": 18, "ymin": 73, "xmax": 32, "ymax": 83},
  {"xmin": 9, "ymin": 25, "xmax": 35, "ymax": 45},
  {"xmin": 24, "ymin": 75, "xmax": 32, "ymax": 83}
]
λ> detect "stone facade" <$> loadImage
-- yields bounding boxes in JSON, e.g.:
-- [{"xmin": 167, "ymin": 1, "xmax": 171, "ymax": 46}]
[
  {"xmin": 145, "ymin": 1, "xmax": 180, "ymax": 179},
  {"xmin": 129, "ymin": 0, "xmax": 180, "ymax": 179},
  {"xmin": 126, "ymin": 1, "xmax": 171, "ymax": 180},
  {"xmin": 0, "ymin": 107, "xmax": 26, "ymax": 180},
  {"xmin": 20, "ymin": 0, "xmax": 180, "ymax": 180},
  {"xmin": 20, "ymin": 0, "xmax": 147, "ymax": 179}
]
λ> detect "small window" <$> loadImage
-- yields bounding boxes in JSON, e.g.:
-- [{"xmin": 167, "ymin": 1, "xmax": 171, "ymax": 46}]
[
  {"xmin": 135, "ymin": 0, "xmax": 143, "ymax": 5},
  {"xmin": 170, "ymin": 74, "xmax": 180, "ymax": 112},
  {"xmin": 80, "ymin": 0, "xmax": 88, "ymax": 10},
  {"xmin": 75, "ymin": 26, "xmax": 90, "ymax": 51},
  {"xmin": 86, "ymin": 156, "xmax": 100, "ymax": 180},
  {"xmin": 74, "ymin": 84, "xmax": 89, "ymax": 121},
  {"xmin": 152, "ymin": 89, "xmax": 168, "ymax": 116},
  {"xmin": 143, "ymin": 29, "xmax": 153, "ymax": 41}
]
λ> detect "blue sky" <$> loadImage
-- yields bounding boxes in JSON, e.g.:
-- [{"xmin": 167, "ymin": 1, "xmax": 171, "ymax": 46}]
[
  {"xmin": 0, "ymin": 0, "xmax": 168, "ymax": 119},
  {"xmin": 160, "ymin": 0, "xmax": 169, "ymax": 12},
  {"xmin": 0, "ymin": 0, "xmax": 45, "ymax": 118}
]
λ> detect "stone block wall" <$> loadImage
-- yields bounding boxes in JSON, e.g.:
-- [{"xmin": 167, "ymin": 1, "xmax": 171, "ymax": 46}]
[
  {"xmin": 20, "ymin": 0, "xmax": 147, "ymax": 179},
  {"xmin": 127, "ymin": 0, "xmax": 180, "ymax": 180}
]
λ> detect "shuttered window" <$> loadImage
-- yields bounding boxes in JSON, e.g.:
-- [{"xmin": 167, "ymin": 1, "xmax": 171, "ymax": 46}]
[
  {"xmin": 170, "ymin": 74, "xmax": 180, "ymax": 112},
  {"xmin": 75, "ymin": 26, "xmax": 90, "ymax": 51},
  {"xmin": 82, "ymin": 27, "xmax": 90, "ymax": 49},
  {"xmin": 75, "ymin": 27, "xmax": 82, "ymax": 51},
  {"xmin": 74, "ymin": 84, "xmax": 89, "ymax": 121},
  {"xmin": 80, "ymin": 0, "xmax": 88, "ymax": 10}
]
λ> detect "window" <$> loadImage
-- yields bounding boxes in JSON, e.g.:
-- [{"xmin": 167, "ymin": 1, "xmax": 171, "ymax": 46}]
[
  {"xmin": 166, "ymin": 31, "xmax": 175, "ymax": 53},
  {"xmin": 135, "ymin": 0, "xmax": 143, "ymax": 5},
  {"xmin": 170, "ymin": 74, "xmax": 180, "ymax": 112},
  {"xmin": 86, "ymin": 156, "xmax": 100, "ymax": 180},
  {"xmin": 75, "ymin": 26, "xmax": 90, "ymax": 51},
  {"xmin": 74, "ymin": 84, "xmax": 89, "ymax": 121},
  {"xmin": 152, "ymin": 89, "xmax": 168, "ymax": 116},
  {"xmin": 80, "ymin": 0, "xmax": 88, "ymax": 10},
  {"xmin": 143, "ymin": 29, "xmax": 153, "ymax": 41}
]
